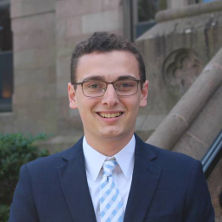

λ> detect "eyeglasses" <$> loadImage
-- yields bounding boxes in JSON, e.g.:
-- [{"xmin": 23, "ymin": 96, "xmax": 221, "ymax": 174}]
[{"xmin": 73, "ymin": 77, "xmax": 141, "ymax": 97}]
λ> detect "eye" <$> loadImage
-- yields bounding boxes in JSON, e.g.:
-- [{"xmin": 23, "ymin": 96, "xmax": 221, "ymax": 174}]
[
  {"xmin": 89, "ymin": 83, "xmax": 99, "ymax": 88},
  {"xmin": 84, "ymin": 80, "xmax": 104, "ymax": 90},
  {"xmin": 116, "ymin": 80, "xmax": 136, "ymax": 91},
  {"xmin": 121, "ymin": 82, "xmax": 134, "ymax": 87}
]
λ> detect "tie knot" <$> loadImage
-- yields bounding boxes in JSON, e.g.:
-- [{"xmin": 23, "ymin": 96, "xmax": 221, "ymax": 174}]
[{"xmin": 103, "ymin": 158, "xmax": 117, "ymax": 177}]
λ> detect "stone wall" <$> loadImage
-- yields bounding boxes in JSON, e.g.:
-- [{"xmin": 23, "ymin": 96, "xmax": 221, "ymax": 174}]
[
  {"xmin": 167, "ymin": 0, "xmax": 197, "ymax": 9},
  {"xmin": 136, "ymin": 1, "xmax": 222, "ymax": 140},
  {"xmin": 0, "ymin": 0, "xmax": 57, "ymax": 135},
  {"xmin": 143, "ymin": 2, "xmax": 222, "ymax": 218}
]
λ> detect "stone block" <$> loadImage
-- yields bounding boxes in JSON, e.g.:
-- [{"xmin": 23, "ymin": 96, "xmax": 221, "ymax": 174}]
[
  {"xmin": 56, "ymin": 55, "xmax": 71, "ymax": 97},
  {"xmin": 186, "ymin": 87, "xmax": 222, "ymax": 146},
  {"xmin": 56, "ymin": 76, "xmax": 69, "ymax": 99},
  {"xmin": 56, "ymin": 0, "xmax": 102, "ymax": 19},
  {"xmin": 56, "ymin": 31, "xmax": 89, "ymax": 52},
  {"xmin": 56, "ymin": 55, "xmax": 70, "ymax": 77},
  {"xmin": 0, "ymin": 113, "xmax": 15, "ymax": 133},
  {"xmin": 56, "ymin": 97, "xmax": 83, "ymax": 135},
  {"xmin": 12, "ymin": 12, "xmax": 55, "ymax": 35},
  {"xmin": 13, "ymin": 98, "xmax": 57, "ymax": 135},
  {"xmin": 136, "ymin": 114, "xmax": 165, "ymax": 132},
  {"xmin": 14, "ymin": 80, "xmax": 56, "ymax": 105},
  {"xmin": 167, "ymin": 0, "xmax": 187, "ymax": 10},
  {"xmin": 66, "ymin": 16, "xmax": 82, "ymax": 37},
  {"xmin": 14, "ymin": 66, "xmax": 55, "ymax": 86},
  {"xmin": 102, "ymin": 0, "xmax": 122, "ymax": 11},
  {"xmin": 55, "ymin": 17, "xmax": 67, "ymax": 42},
  {"xmin": 14, "ymin": 48, "xmax": 55, "ymax": 69},
  {"xmin": 13, "ymin": 66, "xmax": 56, "ymax": 105},
  {"xmin": 173, "ymin": 86, "xmax": 222, "ymax": 159},
  {"xmin": 11, "ymin": 0, "xmax": 55, "ymax": 18},
  {"xmin": 13, "ymin": 15, "xmax": 55, "ymax": 53},
  {"xmin": 173, "ymin": 133, "xmax": 208, "ymax": 159},
  {"xmin": 38, "ymin": 135, "xmax": 82, "ymax": 153},
  {"xmin": 82, "ymin": 8, "xmax": 123, "ymax": 34},
  {"xmin": 13, "ymin": 32, "xmax": 54, "ymax": 53}
]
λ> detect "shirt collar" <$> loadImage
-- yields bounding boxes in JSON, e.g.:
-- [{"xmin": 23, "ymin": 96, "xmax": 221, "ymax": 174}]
[{"xmin": 83, "ymin": 135, "xmax": 135, "ymax": 181}]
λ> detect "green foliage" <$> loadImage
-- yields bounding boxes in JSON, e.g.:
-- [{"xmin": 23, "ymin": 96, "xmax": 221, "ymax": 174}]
[
  {"xmin": 0, "ymin": 133, "xmax": 49, "ymax": 222},
  {"xmin": 0, "ymin": 205, "xmax": 10, "ymax": 222}
]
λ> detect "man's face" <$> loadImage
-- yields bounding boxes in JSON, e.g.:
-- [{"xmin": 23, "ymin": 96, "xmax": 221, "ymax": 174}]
[{"xmin": 68, "ymin": 50, "xmax": 148, "ymax": 143}]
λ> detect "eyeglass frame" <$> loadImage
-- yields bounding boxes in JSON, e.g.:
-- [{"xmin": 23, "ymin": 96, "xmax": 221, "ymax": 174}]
[{"xmin": 72, "ymin": 76, "xmax": 143, "ymax": 98}]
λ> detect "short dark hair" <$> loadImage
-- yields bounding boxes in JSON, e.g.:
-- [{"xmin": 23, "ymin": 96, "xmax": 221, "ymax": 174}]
[{"xmin": 70, "ymin": 32, "xmax": 146, "ymax": 84}]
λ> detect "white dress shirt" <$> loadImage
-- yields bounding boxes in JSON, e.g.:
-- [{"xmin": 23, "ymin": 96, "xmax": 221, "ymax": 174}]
[{"xmin": 83, "ymin": 135, "xmax": 135, "ymax": 222}]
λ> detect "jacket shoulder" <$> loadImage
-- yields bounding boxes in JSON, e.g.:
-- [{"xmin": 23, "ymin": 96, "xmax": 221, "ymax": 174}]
[
  {"xmin": 23, "ymin": 137, "xmax": 83, "ymax": 172},
  {"xmin": 136, "ymin": 135, "xmax": 201, "ymax": 170}
]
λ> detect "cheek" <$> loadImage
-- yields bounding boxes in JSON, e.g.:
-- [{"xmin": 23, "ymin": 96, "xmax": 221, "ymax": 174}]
[
  {"xmin": 121, "ymin": 97, "xmax": 140, "ymax": 112},
  {"xmin": 76, "ymin": 97, "xmax": 99, "ymax": 113}
]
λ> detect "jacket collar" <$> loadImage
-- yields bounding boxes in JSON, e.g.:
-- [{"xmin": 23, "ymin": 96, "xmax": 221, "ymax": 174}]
[
  {"xmin": 58, "ymin": 138, "xmax": 97, "ymax": 222},
  {"xmin": 124, "ymin": 135, "xmax": 161, "ymax": 222}
]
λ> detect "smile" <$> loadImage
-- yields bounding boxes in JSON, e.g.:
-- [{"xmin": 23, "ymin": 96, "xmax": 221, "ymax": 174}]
[{"xmin": 98, "ymin": 112, "xmax": 123, "ymax": 118}]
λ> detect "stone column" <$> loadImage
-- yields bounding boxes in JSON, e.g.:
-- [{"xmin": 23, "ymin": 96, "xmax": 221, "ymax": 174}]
[{"xmin": 10, "ymin": 0, "xmax": 57, "ymax": 134}]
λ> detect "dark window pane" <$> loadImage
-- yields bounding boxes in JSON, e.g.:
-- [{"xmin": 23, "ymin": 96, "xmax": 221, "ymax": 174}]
[
  {"xmin": 136, "ymin": 0, "xmax": 167, "ymax": 37},
  {"xmin": 138, "ymin": 0, "xmax": 167, "ymax": 22},
  {"xmin": 0, "ymin": 1, "xmax": 13, "ymax": 112}
]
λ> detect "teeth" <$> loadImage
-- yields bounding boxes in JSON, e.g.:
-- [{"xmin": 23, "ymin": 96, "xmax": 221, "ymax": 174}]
[{"xmin": 99, "ymin": 112, "xmax": 122, "ymax": 118}]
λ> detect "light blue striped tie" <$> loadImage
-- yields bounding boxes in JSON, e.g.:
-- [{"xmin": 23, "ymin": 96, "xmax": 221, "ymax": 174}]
[{"xmin": 99, "ymin": 158, "xmax": 124, "ymax": 222}]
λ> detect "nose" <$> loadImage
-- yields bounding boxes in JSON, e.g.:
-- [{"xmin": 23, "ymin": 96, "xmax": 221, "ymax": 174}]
[{"xmin": 101, "ymin": 83, "xmax": 119, "ymax": 107}]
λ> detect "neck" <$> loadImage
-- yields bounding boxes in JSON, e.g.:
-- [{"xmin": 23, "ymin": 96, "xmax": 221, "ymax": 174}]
[{"xmin": 85, "ymin": 133, "xmax": 134, "ymax": 156}]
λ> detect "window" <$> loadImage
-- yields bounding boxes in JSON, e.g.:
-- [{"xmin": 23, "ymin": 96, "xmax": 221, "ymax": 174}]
[
  {"xmin": 195, "ymin": 0, "xmax": 218, "ymax": 3},
  {"xmin": 0, "ymin": 0, "xmax": 13, "ymax": 112},
  {"xmin": 202, "ymin": 0, "xmax": 218, "ymax": 2},
  {"xmin": 136, "ymin": 0, "xmax": 167, "ymax": 37}
]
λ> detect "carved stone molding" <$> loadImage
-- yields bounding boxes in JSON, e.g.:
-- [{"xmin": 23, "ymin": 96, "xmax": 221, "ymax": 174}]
[{"xmin": 163, "ymin": 48, "xmax": 203, "ymax": 96}]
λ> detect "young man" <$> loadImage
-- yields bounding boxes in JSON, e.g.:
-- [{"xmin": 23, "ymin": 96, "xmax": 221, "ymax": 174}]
[{"xmin": 9, "ymin": 32, "xmax": 214, "ymax": 222}]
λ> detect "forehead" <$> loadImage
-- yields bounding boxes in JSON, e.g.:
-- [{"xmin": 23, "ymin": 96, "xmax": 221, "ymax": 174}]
[{"xmin": 75, "ymin": 50, "xmax": 140, "ymax": 81}]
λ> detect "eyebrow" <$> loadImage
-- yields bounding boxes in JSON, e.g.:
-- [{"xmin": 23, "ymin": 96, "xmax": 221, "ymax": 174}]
[
  {"xmin": 117, "ymin": 75, "xmax": 138, "ymax": 81},
  {"xmin": 81, "ymin": 75, "xmax": 139, "ymax": 82}
]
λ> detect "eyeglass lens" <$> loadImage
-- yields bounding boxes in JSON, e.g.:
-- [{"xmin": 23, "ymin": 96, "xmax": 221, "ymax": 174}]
[{"xmin": 82, "ymin": 79, "xmax": 139, "ymax": 97}]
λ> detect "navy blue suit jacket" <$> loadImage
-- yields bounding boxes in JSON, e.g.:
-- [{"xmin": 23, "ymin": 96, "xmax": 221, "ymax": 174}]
[{"xmin": 9, "ymin": 136, "xmax": 214, "ymax": 222}]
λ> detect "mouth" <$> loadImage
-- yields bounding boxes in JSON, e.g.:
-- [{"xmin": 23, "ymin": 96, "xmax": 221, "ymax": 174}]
[{"xmin": 97, "ymin": 112, "xmax": 123, "ymax": 118}]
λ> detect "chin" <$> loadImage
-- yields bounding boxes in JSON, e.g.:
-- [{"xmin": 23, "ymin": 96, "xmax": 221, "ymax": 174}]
[
  {"xmin": 98, "ymin": 128, "xmax": 120, "ymax": 137},
  {"xmin": 102, "ymin": 131, "xmax": 120, "ymax": 138},
  {"xmin": 99, "ymin": 127, "xmax": 131, "ymax": 139}
]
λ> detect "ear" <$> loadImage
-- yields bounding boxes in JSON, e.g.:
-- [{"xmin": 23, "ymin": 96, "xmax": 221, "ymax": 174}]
[
  {"xmin": 68, "ymin": 82, "xmax": 78, "ymax": 109},
  {"xmin": 139, "ymin": 80, "xmax": 149, "ymax": 107}
]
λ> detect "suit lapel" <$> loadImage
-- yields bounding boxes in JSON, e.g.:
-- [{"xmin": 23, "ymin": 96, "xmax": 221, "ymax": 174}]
[
  {"xmin": 58, "ymin": 139, "xmax": 97, "ymax": 222},
  {"xmin": 124, "ymin": 136, "xmax": 162, "ymax": 222}
]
